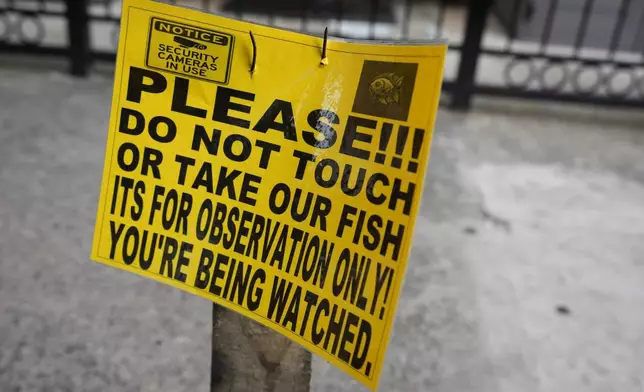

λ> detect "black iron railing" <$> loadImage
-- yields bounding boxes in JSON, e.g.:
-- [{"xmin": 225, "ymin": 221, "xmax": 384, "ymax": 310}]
[{"xmin": 0, "ymin": 0, "xmax": 642, "ymax": 109}]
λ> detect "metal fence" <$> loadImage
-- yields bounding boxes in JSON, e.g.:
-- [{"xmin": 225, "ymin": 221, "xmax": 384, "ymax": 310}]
[{"xmin": 0, "ymin": 0, "xmax": 642, "ymax": 109}]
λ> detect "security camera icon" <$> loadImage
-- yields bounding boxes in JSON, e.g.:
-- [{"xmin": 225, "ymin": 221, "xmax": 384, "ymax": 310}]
[{"xmin": 173, "ymin": 36, "xmax": 207, "ymax": 50}]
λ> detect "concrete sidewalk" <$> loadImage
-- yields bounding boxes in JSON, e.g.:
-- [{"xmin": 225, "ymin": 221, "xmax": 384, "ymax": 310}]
[{"xmin": 1, "ymin": 62, "xmax": 643, "ymax": 392}]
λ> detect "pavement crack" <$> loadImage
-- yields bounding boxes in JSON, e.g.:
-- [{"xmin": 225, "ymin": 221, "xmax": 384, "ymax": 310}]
[{"xmin": 480, "ymin": 205, "xmax": 512, "ymax": 232}]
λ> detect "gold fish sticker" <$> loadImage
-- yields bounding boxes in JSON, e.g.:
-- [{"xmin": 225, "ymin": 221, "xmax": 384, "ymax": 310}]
[
  {"xmin": 369, "ymin": 73, "xmax": 404, "ymax": 105},
  {"xmin": 352, "ymin": 61, "xmax": 418, "ymax": 121}
]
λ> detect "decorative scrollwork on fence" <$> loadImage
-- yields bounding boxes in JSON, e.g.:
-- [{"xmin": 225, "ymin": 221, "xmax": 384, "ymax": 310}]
[
  {"xmin": 0, "ymin": 11, "xmax": 47, "ymax": 46},
  {"xmin": 502, "ymin": 57, "xmax": 644, "ymax": 100},
  {"xmin": 571, "ymin": 66, "xmax": 603, "ymax": 95},
  {"xmin": 0, "ymin": 0, "xmax": 640, "ymax": 108},
  {"xmin": 537, "ymin": 61, "xmax": 567, "ymax": 92}
]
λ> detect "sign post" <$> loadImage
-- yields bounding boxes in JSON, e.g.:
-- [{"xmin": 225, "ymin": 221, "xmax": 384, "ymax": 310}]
[
  {"xmin": 211, "ymin": 304, "xmax": 311, "ymax": 391},
  {"xmin": 90, "ymin": 0, "xmax": 446, "ymax": 389}
]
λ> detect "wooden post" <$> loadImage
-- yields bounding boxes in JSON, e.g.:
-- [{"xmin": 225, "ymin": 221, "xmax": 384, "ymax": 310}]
[{"xmin": 211, "ymin": 304, "xmax": 312, "ymax": 392}]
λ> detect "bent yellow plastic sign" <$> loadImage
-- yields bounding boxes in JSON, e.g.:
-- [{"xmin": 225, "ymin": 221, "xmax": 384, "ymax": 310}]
[{"xmin": 91, "ymin": 0, "xmax": 446, "ymax": 389}]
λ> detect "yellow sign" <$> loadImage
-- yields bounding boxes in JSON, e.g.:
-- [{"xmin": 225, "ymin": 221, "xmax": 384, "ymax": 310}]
[{"xmin": 91, "ymin": 0, "xmax": 446, "ymax": 389}]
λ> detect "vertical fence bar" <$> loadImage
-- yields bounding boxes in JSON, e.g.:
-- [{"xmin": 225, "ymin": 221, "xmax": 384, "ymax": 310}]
[
  {"xmin": 369, "ymin": 0, "xmax": 379, "ymax": 40},
  {"xmin": 450, "ymin": 0, "xmax": 493, "ymax": 110},
  {"xmin": 65, "ymin": 0, "xmax": 91, "ymax": 76},
  {"xmin": 335, "ymin": 0, "xmax": 344, "ymax": 37},
  {"xmin": 402, "ymin": 0, "xmax": 412, "ymax": 39},
  {"xmin": 300, "ymin": 1, "xmax": 308, "ymax": 32},
  {"xmin": 608, "ymin": 0, "xmax": 631, "ymax": 55},
  {"xmin": 435, "ymin": 0, "xmax": 447, "ymax": 38},
  {"xmin": 102, "ymin": 0, "xmax": 111, "ymax": 17},
  {"xmin": 236, "ymin": 0, "xmax": 244, "ymax": 21},
  {"xmin": 267, "ymin": 1, "xmax": 276, "ymax": 27},
  {"xmin": 539, "ymin": 0, "xmax": 559, "ymax": 55},
  {"xmin": 504, "ymin": 0, "xmax": 524, "ymax": 53},
  {"xmin": 573, "ymin": 0, "xmax": 595, "ymax": 57},
  {"xmin": 635, "ymin": 8, "xmax": 644, "ymax": 60}
]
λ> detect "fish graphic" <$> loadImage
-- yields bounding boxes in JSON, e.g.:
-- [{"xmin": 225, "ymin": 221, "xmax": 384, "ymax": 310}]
[{"xmin": 369, "ymin": 73, "xmax": 404, "ymax": 105}]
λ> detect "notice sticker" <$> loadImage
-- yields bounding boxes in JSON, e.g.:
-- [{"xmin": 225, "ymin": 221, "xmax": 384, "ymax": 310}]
[{"xmin": 146, "ymin": 17, "xmax": 234, "ymax": 84}]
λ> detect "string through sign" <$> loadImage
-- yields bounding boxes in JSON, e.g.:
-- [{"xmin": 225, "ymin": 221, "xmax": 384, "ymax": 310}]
[
  {"xmin": 249, "ymin": 30, "xmax": 257, "ymax": 74},
  {"xmin": 320, "ymin": 27, "xmax": 329, "ymax": 66}
]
